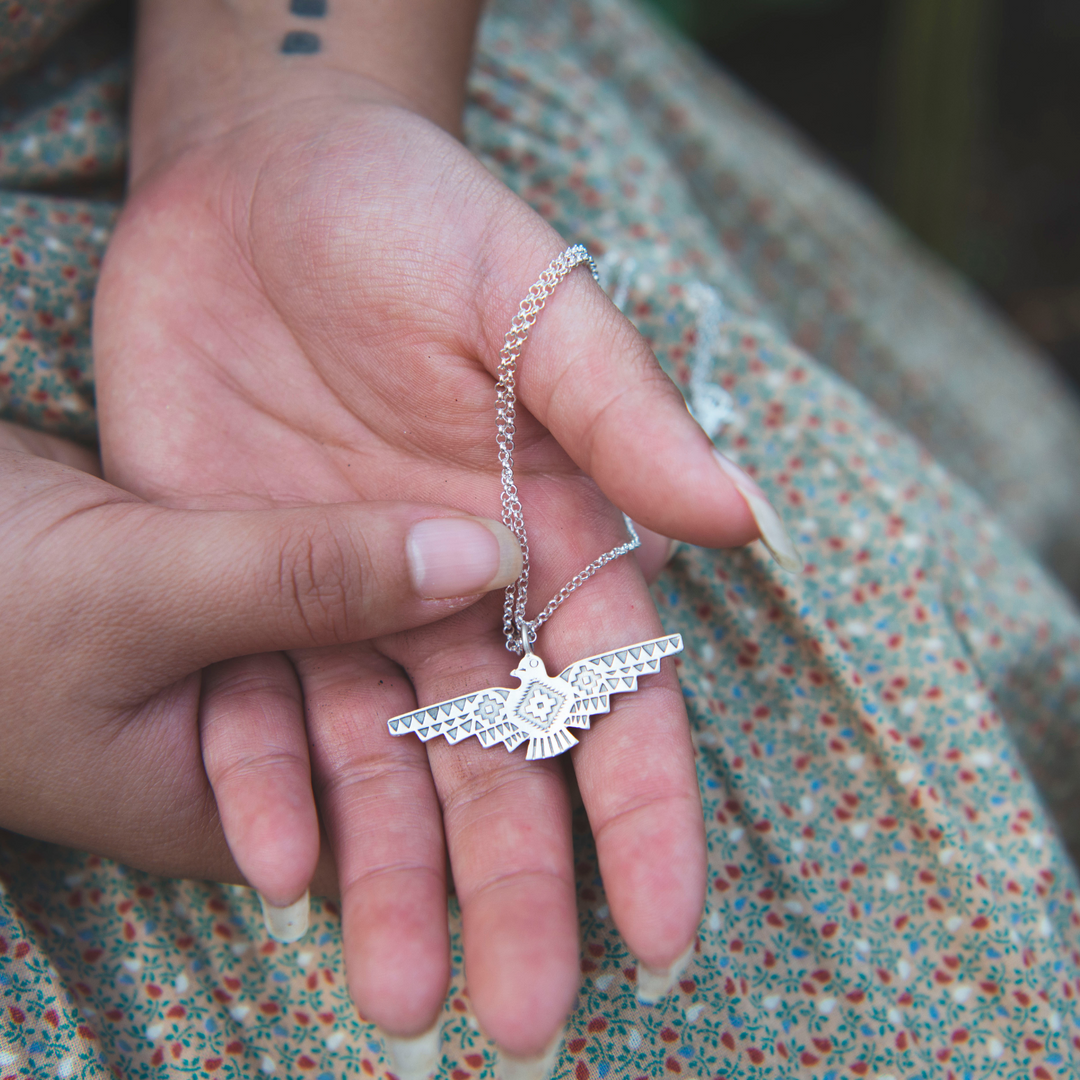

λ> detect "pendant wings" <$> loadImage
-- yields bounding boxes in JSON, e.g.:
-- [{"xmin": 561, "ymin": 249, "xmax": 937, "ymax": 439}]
[
  {"xmin": 558, "ymin": 634, "xmax": 682, "ymax": 725},
  {"xmin": 388, "ymin": 684, "xmax": 525, "ymax": 752},
  {"xmin": 386, "ymin": 634, "xmax": 683, "ymax": 760}
]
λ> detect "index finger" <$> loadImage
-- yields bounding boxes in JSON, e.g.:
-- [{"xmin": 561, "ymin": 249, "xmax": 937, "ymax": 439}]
[{"xmin": 476, "ymin": 232, "xmax": 756, "ymax": 551}]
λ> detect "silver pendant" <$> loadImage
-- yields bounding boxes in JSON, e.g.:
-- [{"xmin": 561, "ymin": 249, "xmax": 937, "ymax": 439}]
[{"xmin": 386, "ymin": 634, "xmax": 683, "ymax": 760}]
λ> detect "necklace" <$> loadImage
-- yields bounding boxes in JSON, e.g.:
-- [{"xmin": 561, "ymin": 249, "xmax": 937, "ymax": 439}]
[{"xmin": 387, "ymin": 246, "xmax": 683, "ymax": 759}]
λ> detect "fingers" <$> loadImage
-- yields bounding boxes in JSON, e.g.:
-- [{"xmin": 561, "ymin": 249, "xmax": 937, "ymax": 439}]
[
  {"xmin": 476, "ymin": 228, "xmax": 800, "ymax": 563},
  {"xmin": 531, "ymin": 540, "xmax": 708, "ymax": 993},
  {"xmin": 46, "ymin": 485, "xmax": 521, "ymax": 677},
  {"xmin": 200, "ymin": 653, "xmax": 317, "ymax": 936},
  {"xmin": 568, "ymin": 652, "xmax": 706, "ymax": 987},
  {"xmin": 378, "ymin": 492, "xmax": 699, "ymax": 1062},
  {"xmin": 440, "ymin": 746, "xmax": 577, "ymax": 1060},
  {"xmin": 377, "ymin": 492, "xmax": 703, "ymax": 1056},
  {"xmin": 374, "ymin": 599, "xmax": 578, "ymax": 1059},
  {"xmin": 291, "ymin": 643, "xmax": 451, "ymax": 1039}
]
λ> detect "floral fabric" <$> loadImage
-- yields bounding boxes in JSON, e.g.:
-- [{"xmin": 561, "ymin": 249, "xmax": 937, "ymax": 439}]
[{"xmin": 3, "ymin": 1, "xmax": 1080, "ymax": 1079}]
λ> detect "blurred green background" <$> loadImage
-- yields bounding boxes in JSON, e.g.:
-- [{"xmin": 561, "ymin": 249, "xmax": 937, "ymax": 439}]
[{"xmin": 642, "ymin": 0, "xmax": 1080, "ymax": 387}]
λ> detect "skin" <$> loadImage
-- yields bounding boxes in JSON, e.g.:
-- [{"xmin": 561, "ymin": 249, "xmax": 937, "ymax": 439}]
[
  {"xmin": 0, "ymin": 421, "xmax": 516, "ymax": 885},
  {"xmin": 94, "ymin": 0, "xmax": 761, "ymax": 1057}
]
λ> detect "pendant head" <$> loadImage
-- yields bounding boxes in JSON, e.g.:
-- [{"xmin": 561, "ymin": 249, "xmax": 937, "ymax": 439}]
[{"xmin": 512, "ymin": 653, "xmax": 545, "ymax": 680}]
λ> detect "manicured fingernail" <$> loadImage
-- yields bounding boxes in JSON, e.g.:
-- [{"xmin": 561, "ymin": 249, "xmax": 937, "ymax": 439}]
[
  {"xmin": 258, "ymin": 891, "xmax": 309, "ymax": 943},
  {"xmin": 384, "ymin": 1023, "xmax": 441, "ymax": 1080},
  {"xmin": 636, "ymin": 940, "xmax": 696, "ymax": 1004},
  {"xmin": 499, "ymin": 1028, "xmax": 565, "ymax": 1080},
  {"xmin": 407, "ymin": 517, "xmax": 522, "ymax": 599},
  {"xmin": 665, "ymin": 537, "xmax": 681, "ymax": 565},
  {"xmin": 713, "ymin": 450, "xmax": 803, "ymax": 573}
]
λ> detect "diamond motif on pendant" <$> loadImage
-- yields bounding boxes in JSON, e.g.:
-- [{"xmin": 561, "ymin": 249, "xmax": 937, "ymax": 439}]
[{"xmin": 516, "ymin": 682, "xmax": 565, "ymax": 732}]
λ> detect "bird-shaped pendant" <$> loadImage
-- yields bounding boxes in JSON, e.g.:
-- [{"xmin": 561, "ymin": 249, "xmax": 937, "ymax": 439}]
[{"xmin": 386, "ymin": 634, "xmax": 683, "ymax": 760}]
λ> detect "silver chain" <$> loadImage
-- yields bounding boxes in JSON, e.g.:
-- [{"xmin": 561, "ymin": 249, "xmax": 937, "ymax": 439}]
[{"xmin": 496, "ymin": 244, "xmax": 641, "ymax": 655}]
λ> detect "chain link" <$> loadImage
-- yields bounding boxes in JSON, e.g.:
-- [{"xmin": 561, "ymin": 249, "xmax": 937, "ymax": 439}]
[{"xmin": 496, "ymin": 245, "xmax": 641, "ymax": 654}]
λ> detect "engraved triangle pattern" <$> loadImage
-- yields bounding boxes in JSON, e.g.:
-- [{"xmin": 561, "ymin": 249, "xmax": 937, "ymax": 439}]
[{"xmin": 386, "ymin": 634, "xmax": 683, "ymax": 760}]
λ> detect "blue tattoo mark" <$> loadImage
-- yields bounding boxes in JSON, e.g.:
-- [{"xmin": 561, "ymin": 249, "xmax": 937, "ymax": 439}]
[
  {"xmin": 289, "ymin": 0, "xmax": 327, "ymax": 15},
  {"xmin": 281, "ymin": 30, "xmax": 321, "ymax": 54}
]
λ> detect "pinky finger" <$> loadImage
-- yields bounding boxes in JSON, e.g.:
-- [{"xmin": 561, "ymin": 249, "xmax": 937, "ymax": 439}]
[{"xmin": 200, "ymin": 652, "xmax": 319, "ymax": 941}]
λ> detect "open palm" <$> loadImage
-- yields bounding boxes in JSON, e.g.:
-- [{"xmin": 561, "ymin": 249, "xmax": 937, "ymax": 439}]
[{"xmin": 95, "ymin": 99, "xmax": 756, "ymax": 1055}]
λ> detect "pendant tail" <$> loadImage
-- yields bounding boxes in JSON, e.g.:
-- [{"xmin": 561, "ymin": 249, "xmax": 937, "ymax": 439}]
[{"xmin": 526, "ymin": 728, "xmax": 579, "ymax": 760}]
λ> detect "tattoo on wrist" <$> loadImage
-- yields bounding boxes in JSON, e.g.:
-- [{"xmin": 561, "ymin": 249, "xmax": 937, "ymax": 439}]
[
  {"xmin": 281, "ymin": 31, "xmax": 320, "ymax": 54},
  {"xmin": 281, "ymin": 0, "xmax": 325, "ymax": 55}
]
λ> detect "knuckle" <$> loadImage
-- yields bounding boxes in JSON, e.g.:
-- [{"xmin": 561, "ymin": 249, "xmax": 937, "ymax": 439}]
[
  {"xmin": 275, "ymin": 516, "xmax": 364, "ymax": 644},
  {"xmin": 208, "ymin": 747, "xmax": 308, "ymax": 793},
  {"xmin": 315, "ymin": 757, "xmax": 429, "ymax": 807}
]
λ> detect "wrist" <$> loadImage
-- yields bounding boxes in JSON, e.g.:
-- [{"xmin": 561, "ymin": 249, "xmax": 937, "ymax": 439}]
[{"xmin": 131, "ymin": 0, "xmax": 482, "ymax": 185}]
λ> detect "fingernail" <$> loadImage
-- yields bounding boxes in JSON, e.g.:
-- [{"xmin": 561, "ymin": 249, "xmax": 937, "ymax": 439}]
[
  {"xmin": 407, "ymin": 517, "xmax": 522, "ymax": 599},
  {"xmin": 499, "ymin": 1028, "xmax": 565, "ymax": 1080},
  {"xmin": 665, "ymin": 536, "xmax": 681, "ymax": 565},
  {"xmin": 384, "ymin": 1023, "xmax": 441, "ymax": 1080},
  {"xmin": 713, "ymin": 450, "xmax": 803, "ymax": 573},
  {"xmin": 636, "ymin": 939, "xmax": 696, "ymax": 1004},
  {"xmin": 258, "ymin": 890, "xmax": 309, "ymax": 943}
]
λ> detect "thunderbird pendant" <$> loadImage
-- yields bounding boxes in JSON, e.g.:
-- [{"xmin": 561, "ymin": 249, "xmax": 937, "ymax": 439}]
[{"xmin": 386, "ymin": 634, "xmax": 683, "ymax": 760}]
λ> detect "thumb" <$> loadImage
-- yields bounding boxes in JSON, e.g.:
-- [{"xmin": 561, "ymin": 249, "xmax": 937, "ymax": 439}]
[{"xmin": 69, "ymin": 498, "xmax": 521, "ymax": 674}]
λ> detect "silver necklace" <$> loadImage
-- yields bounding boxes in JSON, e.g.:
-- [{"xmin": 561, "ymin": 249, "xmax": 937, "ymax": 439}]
[{"xmin": 387, "ymin": 246, "xmax": 683, "ymax": 759}]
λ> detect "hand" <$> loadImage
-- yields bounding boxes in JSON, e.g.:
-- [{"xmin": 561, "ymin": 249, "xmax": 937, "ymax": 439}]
[
  {"xmin": 94, "ymin": 1, "xmax": 777, "ymax": 1061},
  {"xmin": 0, "ymin": 420, "xmax": 520, "ymax": 885}
]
